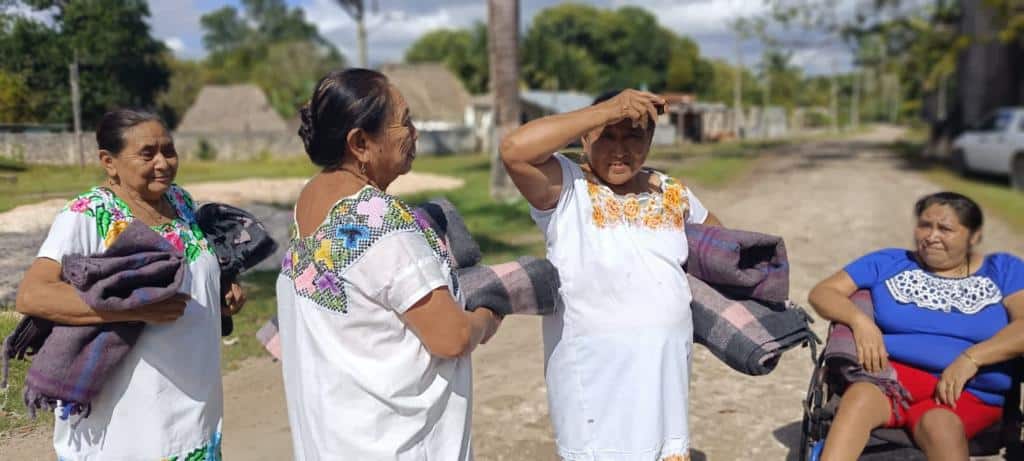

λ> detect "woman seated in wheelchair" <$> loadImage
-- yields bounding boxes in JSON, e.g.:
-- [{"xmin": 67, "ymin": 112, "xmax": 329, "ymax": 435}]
[{"xmin": 808, "ymin": 191, "xmax": 1024, "ymax": 461}]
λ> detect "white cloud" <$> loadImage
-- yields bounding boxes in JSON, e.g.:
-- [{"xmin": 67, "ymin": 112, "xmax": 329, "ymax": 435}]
[
  {"xmin": 163, "ymin": 36, "xmax": 186, "ymax": 53},
  {"xmin": 613, "ymin": 0, "xmax": 769, "ymax": 36},
  {"xmin": 147, "ymin": 0, "xmax": 207, "ymax": 59},
  {"xmin": 303, "ymin": 0, "xmax": 486, "ymax": 65}
]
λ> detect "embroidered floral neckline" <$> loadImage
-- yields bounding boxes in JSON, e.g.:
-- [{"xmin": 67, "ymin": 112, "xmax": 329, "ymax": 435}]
[
  {"xmin": 65, "ymin": 186, "xmax": 212, "ymax": 263},
  {"xmin": 282, "ymin": 187, "xmax": 455, "ymax": 314},
  {"xmin": 584, "ymin": 168, "xmax": 690, "ymax": 230}
]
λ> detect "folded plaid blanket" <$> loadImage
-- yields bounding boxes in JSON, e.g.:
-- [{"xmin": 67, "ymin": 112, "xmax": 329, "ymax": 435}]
[
  {"xmin": 1, "ymin": 220, "xmax": 185, "ymax": 419},
  {"xmin": 822, "ymin": 290, "xmax": 911, "ymax": 414},
  {"xmin": 456, "ymin": 257, "xmax": 561, "ymax": 316},
  {"xmin": 686, "ymin": 224, "xmax": 789, "ymax": 304},
  {"xmin": 196, "ymin": 202, "xmax": 279, "ymax": 336},
  {"xmin": 689, "ymin": 275, "xmax": 817, "ymax": 376}
]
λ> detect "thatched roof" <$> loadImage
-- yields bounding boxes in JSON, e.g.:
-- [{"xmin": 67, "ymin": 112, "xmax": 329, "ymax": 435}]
[
  {"xmin": 177, "ymin": 84, "xmax": 287, "ymax": 134},
  {"xmin": 379, "ymin": 63, "xmax": 470, "ymax": 126}
]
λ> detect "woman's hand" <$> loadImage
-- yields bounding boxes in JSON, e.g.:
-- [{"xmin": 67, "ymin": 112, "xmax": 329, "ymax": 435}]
[
  {"xmin": 935, "ymin": 353, "xmax": 980, "ymax": 408},
  {"xmin": 479, "ymin": 309, "xmax": 503, "ymax": 345},
  {"xmin": 127, "ymin": 293, "xmax": 191, "ymax": 324},
  {"xmin": 850, "ymin": 314, "xmax": 890, "ymax": 373},
  {"xmin": 223, "ymin": 281, "xmax": 247, "ymax": 317},
  {"xmin": 597, "ymin": 89, "xmax": 666, "ymax": 130}
]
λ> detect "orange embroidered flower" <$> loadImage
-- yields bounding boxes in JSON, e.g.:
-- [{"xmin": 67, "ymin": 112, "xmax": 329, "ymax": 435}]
[
  {"xmin": 587, "ymin": 182, "xmax": 600, "ymax": 196},
  {"xmin": 623, "ymin": 197, "xmax": 641, "ymax": 221},
  {"xmin": 664, "ymin": 184, "xmax": 683, "ymax": 209},
  {"xmin": 604, "ymin": 198, "xmax": 623, "ymax": 222},
  {"xmin": 643, "ymin": 211, "xmax": 664, "ymax": 228},
  {"xmin": 662, "ymin": 454, "xmax": 690, "ymax": 461},
  {"xmin": 668, "ymin": 209, "xmax": 685, "ymax": 229},
  {"xmin": 592, "ymin": 206, "xmax": 606, "ymax": 227}
]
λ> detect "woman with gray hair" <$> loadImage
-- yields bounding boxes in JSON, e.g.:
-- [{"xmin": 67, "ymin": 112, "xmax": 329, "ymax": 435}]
[{"xmin": 16, "ymin": 109, "xmax": 241, "ymax": 460}]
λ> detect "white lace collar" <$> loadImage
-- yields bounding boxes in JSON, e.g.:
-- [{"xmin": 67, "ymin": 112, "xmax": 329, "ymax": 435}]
[{"xmin": 885, "ymin": 269, "xmax": 1002, "ymax": 314}]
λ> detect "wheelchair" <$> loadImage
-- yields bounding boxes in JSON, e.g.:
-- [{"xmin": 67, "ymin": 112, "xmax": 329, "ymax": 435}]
[{"xmin": 798, "ymin": 329, "xmax": 1024, "ymax": 460}]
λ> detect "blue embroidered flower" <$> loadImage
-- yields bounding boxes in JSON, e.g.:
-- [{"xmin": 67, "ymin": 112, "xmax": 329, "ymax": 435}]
[{"xmin": 335, "ymin": 224, "xmax": 371, "ymax": 249}]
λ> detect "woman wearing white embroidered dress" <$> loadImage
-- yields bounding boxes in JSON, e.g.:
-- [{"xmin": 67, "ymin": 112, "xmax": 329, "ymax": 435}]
[
  {"xmin": 15, "ymin": 110, "xmax": 242, "ymax": 460},
  {"xmin": 500, "ymin": 89, "xmax": 723, "ymax": 461},
  {"xmin": 809, "ymin": 192, "xmax": 1024, "ymax": 461},
  {"xmin": 276, "ymin": 69, "xmax": 502, "ymax": 460}
]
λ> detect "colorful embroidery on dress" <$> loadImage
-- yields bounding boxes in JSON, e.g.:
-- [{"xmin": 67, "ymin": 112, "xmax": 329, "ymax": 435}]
[
  {"xmin": 282, "ymin": 187, "xmax": 456, "ymax": 314},
  {"xmin": 586, "ymin": 170, "xmax": 690, "ymax": 230},
  {"xmin": 161, "ymin": 432, "xmax": 222, "ymax": 461},
  {"xmin": 64, "ymin": 185, "xmax": 213, "ymax": 263}
]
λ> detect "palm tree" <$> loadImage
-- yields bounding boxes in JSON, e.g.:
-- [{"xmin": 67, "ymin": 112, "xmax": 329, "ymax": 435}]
[{"xmin": 487, "ymin": 0, "xmax": 520, "ymax": 201}]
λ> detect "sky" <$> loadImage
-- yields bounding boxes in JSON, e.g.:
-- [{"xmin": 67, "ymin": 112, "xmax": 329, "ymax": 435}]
[{"xmin": 143, "ymin": 0, "xmax": 863, "ymax": 75}]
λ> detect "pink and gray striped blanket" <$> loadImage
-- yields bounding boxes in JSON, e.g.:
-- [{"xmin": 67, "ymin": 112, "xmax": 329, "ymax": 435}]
[{"xmin": 686, "ymin": 224, "xmax": 817, "ymax": 376}]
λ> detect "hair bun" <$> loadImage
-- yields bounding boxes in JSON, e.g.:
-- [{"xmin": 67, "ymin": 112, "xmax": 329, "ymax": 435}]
[{"xmin": 298, "ymin": 104, "xmax": 317, "ymax": 155}]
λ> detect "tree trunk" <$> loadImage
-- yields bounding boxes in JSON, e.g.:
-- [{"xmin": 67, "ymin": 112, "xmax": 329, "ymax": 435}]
[
  {"xmin": 956, "ymin": 0, "xmax": 1019, "ymax": 133},
  {"xmin": 487, "ymin": 0, "xmax": 520, "ymax": 202}
]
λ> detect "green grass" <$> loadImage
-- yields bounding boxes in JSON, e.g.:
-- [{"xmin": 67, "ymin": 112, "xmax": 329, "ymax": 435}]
[
  {"xmin": 221, "ymin": 271, "xmax": 281, "ymax": 372},
  {"xmin": 0, "ymin": 157, "xmax": 317, "ymax": 213},
  {"xmin": 406, "ymin": 154, "xmax": 546, "ymax": 262},
  {"xmin": 0, "ymin": 313, "xmax": 53, "ymax": 436}
]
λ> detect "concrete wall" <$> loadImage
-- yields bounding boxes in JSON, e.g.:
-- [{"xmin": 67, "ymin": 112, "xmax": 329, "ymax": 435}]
[
  {"xmin": 415, "ymin": 126, "xmax": 479, "ymax": 155},
  {"xmin": 1, "ymin": 127, "xmax": 478, "ymax": 166}
]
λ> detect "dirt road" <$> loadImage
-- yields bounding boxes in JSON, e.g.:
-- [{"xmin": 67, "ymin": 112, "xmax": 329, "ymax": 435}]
[{"xmin": 4, "ymin": 126, "xmax": 1023, "ymax": 460}]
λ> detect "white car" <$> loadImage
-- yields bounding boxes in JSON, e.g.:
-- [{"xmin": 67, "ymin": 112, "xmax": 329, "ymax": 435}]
[{"xmin": 951, "ymin": 107, "xmax": 1024, "ymax": 190}]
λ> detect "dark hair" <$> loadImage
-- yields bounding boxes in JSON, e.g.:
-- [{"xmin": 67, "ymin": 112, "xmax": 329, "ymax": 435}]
[
  {"xmin": 298, "ymin": 68, "xmax": 392, "ymax": 168},
  {"xmin": 590, "ymin": 88, "xmax": 658, "ymax": 135},
  {"xmin": 914, "ymin": 191, "xmax": 984, "ymax": 233},
  {"xmin": 96, "ymin": 109, "xmax": 165, "ymax": 155},
  {"xmin": 592, "ymin": 89, "xmax": 621, "ymax": 106}
]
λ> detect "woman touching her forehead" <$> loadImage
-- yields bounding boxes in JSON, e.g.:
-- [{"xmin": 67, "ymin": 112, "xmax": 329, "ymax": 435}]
[{"xmin": 501, "ymin": 88, "xmax": 722, "ymax": 461}]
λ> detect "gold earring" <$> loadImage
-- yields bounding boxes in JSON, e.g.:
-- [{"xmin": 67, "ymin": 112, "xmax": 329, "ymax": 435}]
[{"xmin": 360, "ymin": 163, "xmax": 367, "ymax": 175}]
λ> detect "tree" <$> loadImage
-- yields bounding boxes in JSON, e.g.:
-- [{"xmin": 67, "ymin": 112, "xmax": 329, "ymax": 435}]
[
  {"xmin": 157, "ymin": 57, "xmax": 206, "ymax": 129},
  {"xmin": 405, "ymin": 24, "xmax": 489, "ymax": 94},
  {"xmin": 252, "ymin": 41, "xmax": 345, "ymax": 118},
  {"xmin": 198, "ymin": 0, "xmax": 345, "ymax": 118},
  {"xmin": 0, "ymin": 70, "xmax": 35, "ymax": 122},
  {"xmin": 488, "ymin": 0, "xmax": 520, "ymax": 201},
  {"xmin": 0, "ymin": 0, "xmax": 170, "ymax": 127},
  {"xmin": 665, "ymin": 37, "xmax": 713, "ymax": 93}
]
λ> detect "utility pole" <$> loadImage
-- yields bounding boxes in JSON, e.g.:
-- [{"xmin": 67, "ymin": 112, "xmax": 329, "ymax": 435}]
[
  {"xmin": 850, "ymin": 68, "xmax": 860, "ymax": 130},
  {"xmin": 69, "ymin": 49, "xmax": 84, "ymax": 169},
  {"xmin": 830, "ymin": 58, "xmax": 839, "ymax": 133},
  {"xmin": 335, "ymin": 0, "xmax": 368, "ymax": 67},
  {"xmin": 733, "ymin": 30, "xmax": 744, "ymax": 139}
]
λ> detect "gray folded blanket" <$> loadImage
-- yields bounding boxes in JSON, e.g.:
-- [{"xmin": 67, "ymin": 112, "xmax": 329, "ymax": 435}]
[
  {"xmin": 685, "ymin": 224, "xmax": 816, "ymax": 376},
  {"xmin": 689, "ymin": 275, "xmax": 817, "ymax": 376},
  {"xmin": 822, "ymin": 290, "xmax": 911, "ymax": 413},
  {"xmin": 686, "ymin": 223, "xmax": 789, "ymax": 303},
  {"xmin": 1, "ymin": 219, "xmax": 185, "ymax": 419},
  {"xmin": 456, "ymin": 256, "xmax": 562, "ymax": 317}
]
